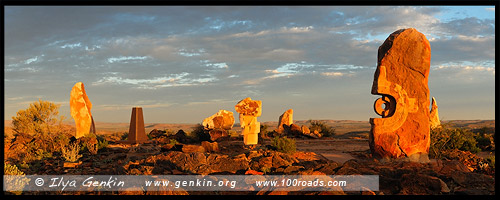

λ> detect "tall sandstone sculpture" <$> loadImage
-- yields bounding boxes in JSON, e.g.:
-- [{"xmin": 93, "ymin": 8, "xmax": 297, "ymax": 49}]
[
  {"xmin": 370, "ymin": 28, "xmax": 432, "ymax": 159},
  {"xmin": 202, "ymin": 110, "xmax": 235, "ymax": 141},
  {"xmin": 70, "ymin": 82, "xmax": 95, "ymax": 139},
  {"xmin": 235, "ymin": 97, "xmax": 262, "ymax": 145},
  {"xmin": 276, "ymin": 109, "xmax": 293, "ymax": 134},
  {"xmin": 429, "ymin": 97, "xmax": 441, "ymax": 129}
]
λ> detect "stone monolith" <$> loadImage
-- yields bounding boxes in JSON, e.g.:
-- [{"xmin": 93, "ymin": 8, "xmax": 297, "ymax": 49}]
[
  {"xmin": 276, "ymin": 109, "xmax": 293, "ymax": 134},
  {"xmin": 235, "ymin": 97, "xmax": 262, "ymax": 145},
  {"xmin": 370, "ymin": 28, "xmax": 431, "ymax": 159},
  {"xmin": 429, "ymin": 97, "xmax": 441, "ymax": 129},
  {"xmin": 70, "ymin": 82, "xmax": 95, "ymax": 139}
]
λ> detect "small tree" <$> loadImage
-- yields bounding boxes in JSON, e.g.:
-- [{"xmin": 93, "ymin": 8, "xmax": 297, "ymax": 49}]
[
  {"xmin": 271, "ymin": 136, "xmax": 296, "ymax": 154},
  {"xmin": 12, "ymin": 99, "xmax": 64, "ymax": 136}
]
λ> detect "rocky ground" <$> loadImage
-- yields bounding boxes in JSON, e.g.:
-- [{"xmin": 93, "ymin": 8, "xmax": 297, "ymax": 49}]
[{"xmin": 8, "ymin": 131, "xmax": 495, "ymax": 195}]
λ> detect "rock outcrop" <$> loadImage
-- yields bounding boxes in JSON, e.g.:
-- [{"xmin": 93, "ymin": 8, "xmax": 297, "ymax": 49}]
[
  {"xmin": 276, "ymin": 109, "xmax": 293, "ymax": 134},
  {"xmin": 70, "ymin": 82, "xmax": 95, "ymax": 139},
  {"xmin": 429, "ymin": 97, "xmax": 441, "ymax": 129},
  {"xmin": 235, "ymin": 97, "xmax": 262, "ymax": 145},
  {"xmin": 369, "ymin": 28, "xmax": 432, "ymax": 159}
]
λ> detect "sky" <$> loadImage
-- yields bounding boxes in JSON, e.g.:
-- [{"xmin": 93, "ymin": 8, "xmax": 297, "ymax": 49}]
[{"xmin": 4, "ymin": 6, "xmax": 495, "ymax": 123}]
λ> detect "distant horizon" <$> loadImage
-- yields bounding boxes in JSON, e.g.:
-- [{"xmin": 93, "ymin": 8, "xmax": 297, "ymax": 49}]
[{"xmin": 4, "ymin": 6, "xmax": 495, "ymax": 123}]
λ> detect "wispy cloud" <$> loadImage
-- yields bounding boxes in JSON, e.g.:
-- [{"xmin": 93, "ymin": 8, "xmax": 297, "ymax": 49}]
[{"xmin": 107, "ymin": 56, "xmax": 150, "ymax": 63}]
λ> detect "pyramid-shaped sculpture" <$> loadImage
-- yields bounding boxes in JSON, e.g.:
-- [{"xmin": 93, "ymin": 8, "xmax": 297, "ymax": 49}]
[{"xmin": 128, "ymin": 107, "xmax": 148, "ymax": 143}]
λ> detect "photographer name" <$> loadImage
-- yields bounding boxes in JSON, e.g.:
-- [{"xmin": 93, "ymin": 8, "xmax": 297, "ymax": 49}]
[{"xmin": 48, "ymin": 176, "xmax": 125, "ymax": 191}]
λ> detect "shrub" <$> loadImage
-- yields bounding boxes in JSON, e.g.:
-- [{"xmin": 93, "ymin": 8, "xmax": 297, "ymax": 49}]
[
  {"xmin": 4, "ymin": 163, "xmax": 30, "ymax": 195},
  {"xmin": 259, "ymin": 124, "xmax": 270, "ymax": 139},
  {"xmin": 61, "ymin": 143, "xmax": 83, "ymax": 162},
  {"xmin": 98, "ymin": 138, "xmax": 109, "ymax": 150},
  {"xmin": 120, "ymin": 132, "xmax": 129, "ymax": 140},
  {"xmin": 430, "ymin": 125, "xmax": 481, "ymax": 158},
  {"xmin": 12, "ymin": 99, "xmax": 64, "ymax": 136},
  {"xmin": 308, "ymin": 120, "xmax": 336, "ymax": 137},
  {"xmin": 486, "ymin": 155, "xmax": 495, "ymax": 169},
  {"xmin": 191, "ymin": 123, "xmax": 210, "ymax": 142},
  {"xmin": 167, "ymin": 139, "xmax": 180, "ymax": 145},
  {"xmin": 9, "ymin": 100, "xmax": 70, "ymax": 165},
  {"xmin": 271, "ymin": 136, "xmax": 296, "ymax": 154}
]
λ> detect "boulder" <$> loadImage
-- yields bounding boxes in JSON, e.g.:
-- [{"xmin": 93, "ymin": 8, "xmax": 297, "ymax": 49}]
[
  {"xmin": 201, "ymin": 141, "xmax": 219, "ymax": 153},
  {"xmin": 70, "ymin": 82, "xmax": 95, "ymax": 139},
  {"xmin": 301, "ymin": 125, "xmax": 310, "ymax": 134},
  {"xmin": 276, "ymin": 109, "xmax": 293, "ymax": 134},
  {"xmin": 149, "ymin": 129, "xmax": 166, "ymax": 138},
  {"xmin": 369, "ymin": 28, "xmax": 432, "ymax": 159},
  {"xmin": 399, "ymin": 174, "xmax": 449, "ymax": 195},
  {"xmin": 173, "ymin": 130, "xmax": 190, "ymax": 144}
]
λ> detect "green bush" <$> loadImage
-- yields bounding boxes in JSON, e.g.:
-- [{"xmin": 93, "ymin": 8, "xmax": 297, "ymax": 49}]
[
  {"xmin": 167, "ymin": 139, "xmax": 180, "ymax": 145},
  {"xmin": 430, "ymin": 126, "xmax": 481, "ymax": 158},
  {"xmin": 98, "ymin": 138, "xmax": 109, "ymax": 150},
  {"xmin": 308, "ymin": 120, "xmax": 336, "ymax": 137},
  {"xmin": 271, "ymin": 136, "xmax": 296, "ymax": 154}
]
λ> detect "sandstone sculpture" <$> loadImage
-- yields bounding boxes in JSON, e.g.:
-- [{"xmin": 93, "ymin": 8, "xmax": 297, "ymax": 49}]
[
  {"xmin": 429, "ymin": 97, "xmax": 441, "ymax": 129},
  {"xmin": 203, "ymin": 110, "xmax": 235, "ymax": 130},
  {"xmin": 235, "ymin": 97, "xmax": 262, "ymax": 145},
  {"xmin": 276, "ymin": 109, "xmax": 293, "ymax": 134},
  {"xmin": 202, "ymin": 110, "xmax": 235, "ymax": 141},
  {"xmin": 70, "ymin": 82, "xmax": 95, "ymax": 139},
  {"xmin": 369, "ymin": 28, "xmax": 432, "ymax": 159},
  {"xmin": 128, "ymin": 107, "xmax": 148, "ymax": 143}
]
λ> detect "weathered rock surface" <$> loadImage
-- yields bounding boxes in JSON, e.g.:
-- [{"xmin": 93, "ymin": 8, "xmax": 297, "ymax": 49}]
[
  {"xmin": 70, "ymin": 82, "xmax": 95, "ymax": 139},
  {"xmin": 201, "ymin": 141, "xmax": 219, "ymax": 153},
  {"xmin": 429, "ymin": 97, "xmax": 441, "ymax": 129},
  {"xmin": 370, "ymin": 28, "xmax": 432, "ymax": 159},
  {"xmin": 276, "ymin": 109, "xmax": 293, "ymax": 134},
  {"xmin": 235, "ymin": 97, "xmax": 262, "ymax": 145},
  {"xmin": 182, "ymin": 145, "xmax": 206, "ymax": 153}
]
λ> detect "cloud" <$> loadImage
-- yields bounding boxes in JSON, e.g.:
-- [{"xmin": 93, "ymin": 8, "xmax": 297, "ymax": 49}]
[
  {"xmin": 321, "ymin": 72, "xmax": 349, "ymax": 77},
  {"xmin": 107, "ymin": 56, "xmax": 150, "ymax": 63},
  {"xmin": 61, "ymin": 43, "xmax": 82, "ymax": 49},
  {"xmin": 93, "ymin": 72, "xmax": 218, "ymax": 89}
]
